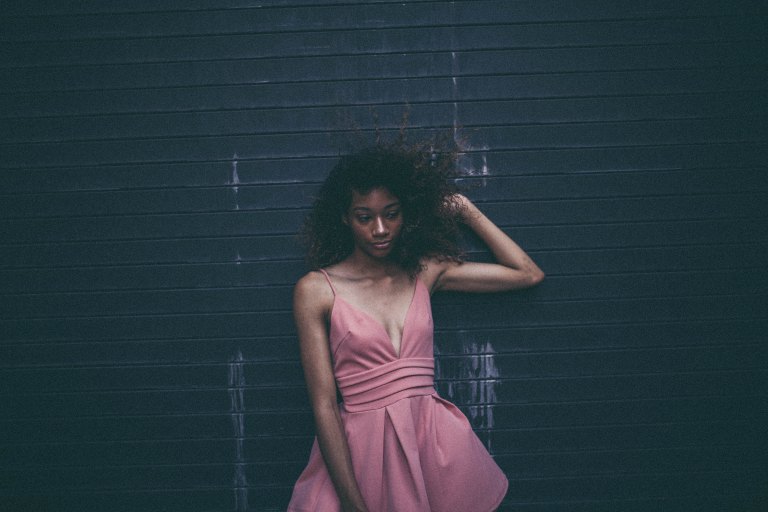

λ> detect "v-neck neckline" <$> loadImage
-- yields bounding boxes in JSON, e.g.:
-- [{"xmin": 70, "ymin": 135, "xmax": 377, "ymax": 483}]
[{"xmin": 331, "ymin": 277, "xmax": 420, "ymax": 358}]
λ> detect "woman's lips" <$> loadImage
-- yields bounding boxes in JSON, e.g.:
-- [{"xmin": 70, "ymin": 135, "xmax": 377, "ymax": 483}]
[{"xmin": 371, "ymin": 240, "xmax": 391, "ymax": 250}]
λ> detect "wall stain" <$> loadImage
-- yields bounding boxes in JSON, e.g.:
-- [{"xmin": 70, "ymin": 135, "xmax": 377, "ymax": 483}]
[
  {"xmin": 435, "ymin": 338, "xmax": 500, "ymax": 452},
  {"xmin": 228, "ymin": 350, "xmax": 249, "ymax": 511}
]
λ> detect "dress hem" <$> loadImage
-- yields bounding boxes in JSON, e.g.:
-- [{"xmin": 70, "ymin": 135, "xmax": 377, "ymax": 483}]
[{"xmin": 485, "ymin": 475, "xmax": 509, "ymax": 512}]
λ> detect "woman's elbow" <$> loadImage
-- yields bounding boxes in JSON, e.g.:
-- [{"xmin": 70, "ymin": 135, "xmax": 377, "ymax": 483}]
[
  {"xmin": 501, "ymin": 267, "xmax": 544, "ymax": 290},
  {"xmin": 518, "ymin": 268, "xmax": 544, "ymax": 289},
  {"xmin": 530, "ymin": 268, "xmax": 545, "ymax": 286},
  {"xmin": 310, "ymin": 393, "xmax": 340, "ymax": 417}
]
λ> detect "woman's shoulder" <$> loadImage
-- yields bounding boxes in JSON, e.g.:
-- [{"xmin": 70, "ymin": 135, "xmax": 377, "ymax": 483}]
[{"xmin": 294, "ymin": 270, "xmax": 334, "ymax": 307}]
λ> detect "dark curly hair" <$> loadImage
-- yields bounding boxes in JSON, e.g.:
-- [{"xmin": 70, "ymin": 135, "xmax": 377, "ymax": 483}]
[{"xmin": 302, "ymin": 136, "xmax": 465, "ymax": 276}]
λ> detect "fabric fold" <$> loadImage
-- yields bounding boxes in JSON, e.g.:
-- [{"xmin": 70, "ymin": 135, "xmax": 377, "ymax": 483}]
[{"xmin": 337, "ymin": 357, "xmax": 435, "ymax": 412}]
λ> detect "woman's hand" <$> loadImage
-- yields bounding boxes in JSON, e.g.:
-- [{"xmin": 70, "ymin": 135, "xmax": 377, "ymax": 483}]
[
  {"xmin": 451, "ymin": 193, "xmax": 480, "ymax": 223},
  {"xmin": 444, "ymin": 193, "xmax": 473, "ymax": 223}
]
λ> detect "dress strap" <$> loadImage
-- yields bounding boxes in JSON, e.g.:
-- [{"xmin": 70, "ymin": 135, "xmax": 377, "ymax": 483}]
[{"xmin": 318, "ymin": 268, "xmax": 336, "ymax": 295}]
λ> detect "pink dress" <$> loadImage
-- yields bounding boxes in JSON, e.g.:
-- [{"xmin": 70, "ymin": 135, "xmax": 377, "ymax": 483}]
[{"xmin": 287, "ymin": 270, "xmax": 508, "ymax": 512}]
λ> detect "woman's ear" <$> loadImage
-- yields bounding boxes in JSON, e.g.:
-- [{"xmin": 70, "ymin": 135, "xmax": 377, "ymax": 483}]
[{"xmin": 341, "ymin": 214, "xmax": 349, "ymax": 226}]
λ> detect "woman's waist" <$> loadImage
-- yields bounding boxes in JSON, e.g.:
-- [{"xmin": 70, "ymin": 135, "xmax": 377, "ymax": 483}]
[{"xmin": 335, "ymin": 357, "xmax": 435, "ymax": 412}]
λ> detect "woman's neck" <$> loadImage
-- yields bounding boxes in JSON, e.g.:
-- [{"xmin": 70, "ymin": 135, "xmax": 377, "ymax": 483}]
[{"xmin": 341, "ymin": 249, "xmax": 405, "ymax": 280}]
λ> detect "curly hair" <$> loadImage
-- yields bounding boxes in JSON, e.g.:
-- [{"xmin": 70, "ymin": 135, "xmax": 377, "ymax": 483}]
[{"xmin": 301, "ymin": 136, "xmax": 465, "ymax": 276}]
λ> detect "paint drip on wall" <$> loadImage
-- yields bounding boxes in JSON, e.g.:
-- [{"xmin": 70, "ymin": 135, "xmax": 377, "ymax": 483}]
[
  {"xmin": 451, "ymin": 51, "xmax": 491, "ymax": 184},
  {"xmin": 228, "ymin": 350, "xmax": 249, "ymax": 511},
  {"xmin": 434, "ymin": 339, "xmax": 500, "ymax": 452},
  {"xmin": 230, "ymin": 152, "xmax": 241, "ymax": 210}
]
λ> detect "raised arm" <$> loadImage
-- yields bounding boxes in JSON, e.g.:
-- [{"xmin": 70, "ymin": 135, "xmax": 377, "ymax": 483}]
[
  {"xmin": 429, "ymin": 194, "xmax": 544, "ymax": 293},
  {"xmin": 294, "ymin": 273, "xmax": 369, "ymax": 512}
]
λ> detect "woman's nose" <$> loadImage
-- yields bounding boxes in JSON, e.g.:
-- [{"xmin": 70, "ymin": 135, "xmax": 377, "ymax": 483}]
[{"xmin": 373, "ymin": 217, "xmax": 388, "ymax": 236}]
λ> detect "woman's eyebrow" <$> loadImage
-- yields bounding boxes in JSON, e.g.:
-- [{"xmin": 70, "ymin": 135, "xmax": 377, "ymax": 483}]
[{"xmin": 351, "ymin": 202, "xmax": 401, "ymax": 211}]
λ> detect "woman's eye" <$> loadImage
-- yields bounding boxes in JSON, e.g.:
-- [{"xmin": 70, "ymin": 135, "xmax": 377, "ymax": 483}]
[
  {"xmin": 357, "ymin": 216, "xmax": 371, "ymax": 222},
  {"xmin": 386, "ymin": 211, "xmax": 400, "ymax": 219}
]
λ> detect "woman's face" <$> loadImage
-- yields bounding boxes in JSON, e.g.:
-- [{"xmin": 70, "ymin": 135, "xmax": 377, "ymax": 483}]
[{"xmin": 344, "ymin": 187, "xmax": 404, "ymax": 259}]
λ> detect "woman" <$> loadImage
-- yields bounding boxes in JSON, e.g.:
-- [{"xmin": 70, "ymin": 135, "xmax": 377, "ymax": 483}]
[{"xmin": 288, "ymin": 141, "xmax": 544, "ymax": 512}]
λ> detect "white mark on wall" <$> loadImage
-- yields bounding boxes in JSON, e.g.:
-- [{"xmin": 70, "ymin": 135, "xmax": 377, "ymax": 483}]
[
  {"xmin": 451, "ymin": 51, "xmax": 460, "ymax": 141},
  {"xmin": 480, "ymin": 151, "xmax": 490, "ymax": 176},
  {"xmin": 231, "ymin": 153, "xmax": 240, "ymax": 210},
  {"xmin": 435, "ymin": 339, "xmax": 500, "ymax": 451},
  {"xmin": 450, "ymin": 51, "xmax": 491, "ymax": 185},
  {"xmin": 228, "ymin": 350, "xmax": 249, "ymax": 511}
]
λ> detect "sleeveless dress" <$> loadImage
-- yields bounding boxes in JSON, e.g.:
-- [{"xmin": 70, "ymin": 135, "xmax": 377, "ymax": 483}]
[{"xmin": 287, "ymin": 270, "xmax": 508, "ymax": 512}]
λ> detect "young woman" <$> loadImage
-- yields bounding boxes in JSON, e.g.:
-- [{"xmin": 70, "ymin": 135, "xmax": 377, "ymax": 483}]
[{"xmin": 287, "ymin": 141, "xmax": 544, "ymax": 512}]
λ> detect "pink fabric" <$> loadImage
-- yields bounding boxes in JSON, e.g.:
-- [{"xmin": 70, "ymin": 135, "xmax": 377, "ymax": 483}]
[{"xmin": 287, "ymin": 271, "xmax": 508, "ymax": 511}]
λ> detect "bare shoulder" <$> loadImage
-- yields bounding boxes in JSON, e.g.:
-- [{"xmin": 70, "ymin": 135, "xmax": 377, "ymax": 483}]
[
  {"xmin": 293, "ymin": 270, "xmax": 334, "ymax": 314},
  {"xmin": 418, "ymin": 257, "xmax": 462, "ymax": 294}
]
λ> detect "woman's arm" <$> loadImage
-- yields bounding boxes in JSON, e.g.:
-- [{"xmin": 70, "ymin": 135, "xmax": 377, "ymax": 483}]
[
  {"xmin": 430, "ymin": 194, "xmax": 544, "ymax": 293},
  {"xmin": 294, "ymin": 273, "xmax": 369, "ymax": 512}
]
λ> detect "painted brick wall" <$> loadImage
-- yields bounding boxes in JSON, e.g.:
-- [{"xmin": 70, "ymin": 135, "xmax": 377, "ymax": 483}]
[{"xmin": 1, "ymin": 1, "xmax": 766, "ymax": 510}]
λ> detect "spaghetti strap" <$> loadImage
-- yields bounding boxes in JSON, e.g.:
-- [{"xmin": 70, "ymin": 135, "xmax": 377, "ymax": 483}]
[{"xmin": 318, "ymin": 268, "xmax": 336, "ymax": 295}]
